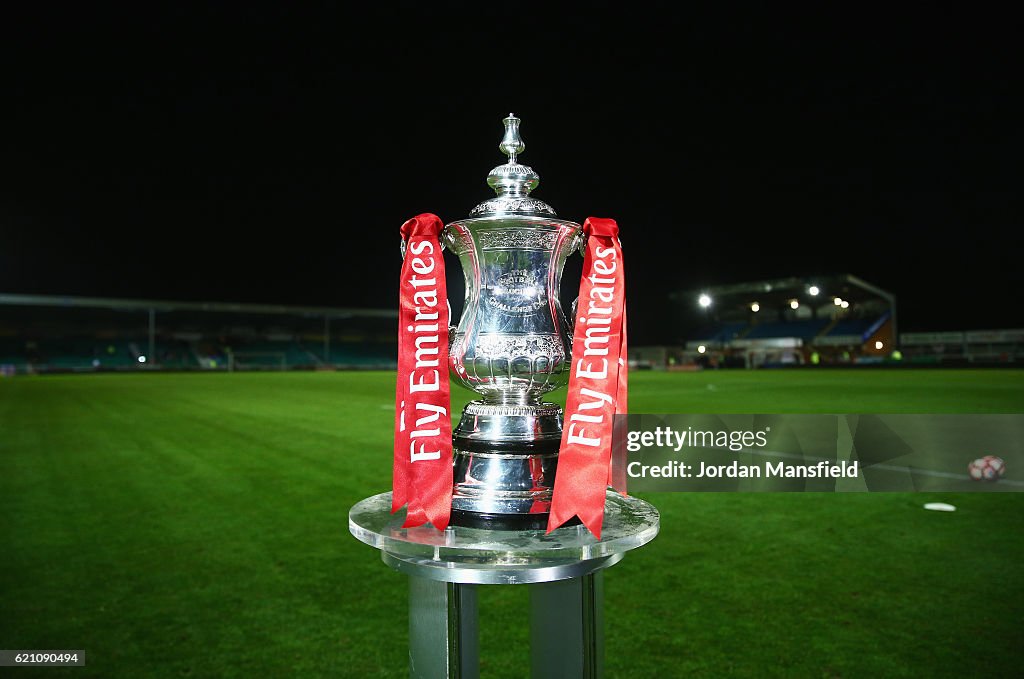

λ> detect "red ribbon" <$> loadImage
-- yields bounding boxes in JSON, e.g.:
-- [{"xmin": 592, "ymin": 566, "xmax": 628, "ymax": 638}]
[
  {"xmin": 548, "ymin": 217, "xmax": 628, "ymax": 538},
  {"xmin": 393, "ymin": 213, "xmax": 453, "ymax": 530}
]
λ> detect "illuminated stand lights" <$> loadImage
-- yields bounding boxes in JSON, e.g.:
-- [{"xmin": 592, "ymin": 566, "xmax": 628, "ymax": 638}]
[{"xmin": 680, "ymin": 274, "xmax": 897, "ymax": 366}]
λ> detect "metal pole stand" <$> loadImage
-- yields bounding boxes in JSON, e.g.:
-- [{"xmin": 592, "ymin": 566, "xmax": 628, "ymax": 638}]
[{"xmin": 349, "ymin": 491, "xmax": 659, "ymax": 678}]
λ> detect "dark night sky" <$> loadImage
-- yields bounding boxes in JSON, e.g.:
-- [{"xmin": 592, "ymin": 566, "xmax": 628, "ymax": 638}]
[{"xmin": 1, "ymin": 3, "xmax": 1020, "ymax": 343}]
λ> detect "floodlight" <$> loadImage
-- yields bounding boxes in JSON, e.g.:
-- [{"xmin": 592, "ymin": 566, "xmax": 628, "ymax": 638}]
[
  {"xmin": 698, "ymin": 294, "xmax": 712, "ymax": 308},
  {"xmin": 875, "ymin": 341, "xmax": 884, "ymax": 350},
  {"xmin": 697, "ymin": 345, "xmax": 707, "ymax": 354},
  {"xmin": 833, "ymin": 297, "xmax": 842, "ymax": 306},
  {"xmin": 808, "ymin": 285, "xmax": 820, "ymax": 296},
  {"xmin": 750, "ymin": 302, "xmax": 760, "ymax": 313},
  {"xmin": 789, "ymin": 299, "xmax": 799, "ymax": 310},
  {"xmin": 840, "ymin": 300, "xmax": 850, "ymax": 309},
  {"xmin": 138, "ymin": 356, "xmax": 147, "ymax": 363}
]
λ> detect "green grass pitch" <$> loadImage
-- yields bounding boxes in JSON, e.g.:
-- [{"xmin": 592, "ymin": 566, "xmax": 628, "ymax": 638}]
[{"xmin": 1, "ymin": 369, "xmax": 1022, "ymax": 677}]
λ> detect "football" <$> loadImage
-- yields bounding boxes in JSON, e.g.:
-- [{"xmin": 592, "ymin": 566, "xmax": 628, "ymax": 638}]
[{"xmin": 968, "ymin": 455, "xmax": 1006, "ymax": 482}]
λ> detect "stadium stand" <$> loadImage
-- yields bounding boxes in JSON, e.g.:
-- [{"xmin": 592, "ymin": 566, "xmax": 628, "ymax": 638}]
[
  {"xmin": 649, "ymin": 274, "xmax": 1022, "ymax": 368},
  {"xmin": 0, "ymin": 294, "xmax": 397, "ymax": 374},
  {"xmin": 665, "ymin": 274, "xmax": 893, "ymax": 367}
]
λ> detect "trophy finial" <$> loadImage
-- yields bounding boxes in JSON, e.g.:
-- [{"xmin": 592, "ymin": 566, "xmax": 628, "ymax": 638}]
[
  {"xmin": 471, "ymin": 113, "xmax": 555, "ymax": 217},
  {"xmin": 499, "ymin": 113, "xmax": 525, "ymax": 164}
]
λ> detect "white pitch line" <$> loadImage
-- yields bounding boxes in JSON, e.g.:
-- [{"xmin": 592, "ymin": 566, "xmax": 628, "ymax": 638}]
[{"xmin": 743, "ymin": 448, "xmax": 1024, "ymax": 488}]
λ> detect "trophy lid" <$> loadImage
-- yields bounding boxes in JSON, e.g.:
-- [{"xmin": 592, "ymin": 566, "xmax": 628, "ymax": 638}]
[{"xmin": 469, "ymin": 114, "xmax": 557, "ymax": 218}]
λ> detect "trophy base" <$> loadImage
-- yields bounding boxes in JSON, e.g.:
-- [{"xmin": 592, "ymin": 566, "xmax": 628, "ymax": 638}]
[
  {"xmin": 450, "ymin": 509, "xmax": 548, "ymax": 531},
  {"xmin": 451, "ymin": 400, "xmax": 563, "ymax": 530},
  {"xmin": 449, "ymin": 509, "xmax": 581, "ymax": 531}
]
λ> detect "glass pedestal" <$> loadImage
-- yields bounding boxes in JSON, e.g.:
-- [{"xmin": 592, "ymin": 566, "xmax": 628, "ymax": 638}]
[{"xmin": 349, "ymin": 490, "xmax": 659, "ymax": 678}]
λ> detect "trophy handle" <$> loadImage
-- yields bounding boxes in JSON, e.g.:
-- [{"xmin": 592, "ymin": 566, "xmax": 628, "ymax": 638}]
[
  {"xmin": 567, "ymin": 232, "xmax": 588, "ymax": 341},
  {"xmin": 565, "ymin": 232, "xmax": 623, "ymax": 344},
  {"xmin": 448, "ymin": 300, "xmax": 457, "ymax": 351}
]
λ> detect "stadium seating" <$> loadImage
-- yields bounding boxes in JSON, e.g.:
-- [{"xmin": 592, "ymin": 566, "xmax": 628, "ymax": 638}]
[
  {"xmin": 744, "ymin": 319, "xmax": 829, "ymax": 341},
  {"xmin": 825, "ymin": 318, "xmax": 874, "ymax": 338},
  {"xmin": 327, "ymin": 342, "xmax": 396, "ymax": 367},
  {"xmin": 821, "ymin": 312, "xmax": 890, "ymax": 342},
  {"xmin": 0, "ymin": 338, "xmax": 27, "ymax": 367},
  {"xmin": 691, "ymin": 322, "xmax": 749, "ymax": 343}
]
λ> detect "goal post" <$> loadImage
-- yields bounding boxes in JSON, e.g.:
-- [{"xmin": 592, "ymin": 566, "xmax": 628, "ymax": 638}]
[{"xmin": 227, "ymin": 351, "xmax": 288, "ymax": 372}]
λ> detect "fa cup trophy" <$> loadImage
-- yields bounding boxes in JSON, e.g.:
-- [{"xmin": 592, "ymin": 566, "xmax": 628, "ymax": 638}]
[
  {"xmin": 444, "ymin": 114, "xmax": 582, "ymax": 529},
  {"xmin": 394, "ymin": 114, "xmax": 628, "ymax": 535}
]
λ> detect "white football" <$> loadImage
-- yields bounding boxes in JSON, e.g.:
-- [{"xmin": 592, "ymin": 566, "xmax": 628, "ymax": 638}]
[{"xmin": 968, "ymin": 455, "xmax": 1006, "ymax": 482}]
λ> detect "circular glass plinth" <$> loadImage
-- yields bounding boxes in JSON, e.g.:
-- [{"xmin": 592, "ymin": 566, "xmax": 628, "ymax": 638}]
[{"xmin": 348, "ymin": 490, "xmax": 659, "ymax": 584}]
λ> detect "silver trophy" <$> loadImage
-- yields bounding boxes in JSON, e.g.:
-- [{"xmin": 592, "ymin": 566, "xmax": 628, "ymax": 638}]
[{"xmin": 441, "ymin": 113, "xmax": 583, "ymax": 529}]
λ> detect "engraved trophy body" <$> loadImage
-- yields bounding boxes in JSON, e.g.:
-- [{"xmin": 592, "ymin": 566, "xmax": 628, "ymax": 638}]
[{"xmin": 443, "ymin": 114, "xmax": 582, "ymax": 528}]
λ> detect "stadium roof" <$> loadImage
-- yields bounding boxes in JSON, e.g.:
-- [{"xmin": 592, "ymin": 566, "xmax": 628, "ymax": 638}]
[
  {"xmin": 670, "ymin": 273, "xmax": 894, "ymax": 309},
  {"xmin": 0, "ymin": 293, "xmax": 397, "ymax": 319}
]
